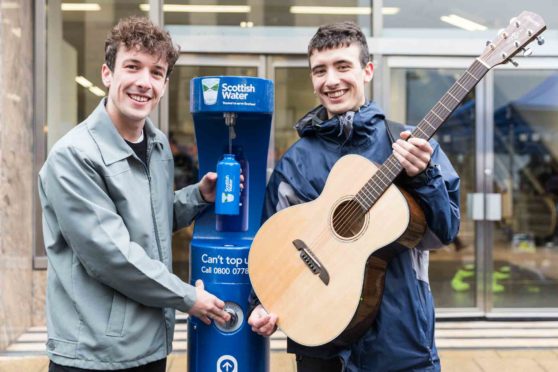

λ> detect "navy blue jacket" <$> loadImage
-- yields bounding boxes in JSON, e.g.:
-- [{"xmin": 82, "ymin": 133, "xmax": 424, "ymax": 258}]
[{"xmin": 263, "ymin": 102, "xmax": 460, "ymax": 371}]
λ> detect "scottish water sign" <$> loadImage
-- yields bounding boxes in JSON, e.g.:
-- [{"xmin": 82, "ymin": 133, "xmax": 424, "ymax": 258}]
[{"xmin": 191, "ymin": 76, "xmax": 273, "ymax": 113}]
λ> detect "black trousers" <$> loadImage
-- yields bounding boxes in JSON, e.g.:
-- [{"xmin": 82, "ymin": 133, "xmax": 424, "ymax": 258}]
[
  {"xmin": 296, "ymin": 354, "xmax": 342, "ymax": 372},
  {"xmin": 48, "ymin": 358, "xmax": 166, "ymax": 372}
]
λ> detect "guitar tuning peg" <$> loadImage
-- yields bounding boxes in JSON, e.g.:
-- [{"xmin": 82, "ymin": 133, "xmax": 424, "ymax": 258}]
[
  {"xmin": 509, "ymin": 17, "xmax": 520, "ymax": 27},
  {"xmin": 537, "ymin": 36, "xmax": 545, "ymax": 45},
  {"xmin": 509, "ymin": 59, "xmax": 519, "ymax": 67},
  {"xmin": 522, "ymin": 47, "xmax": 533, "ymax": 57}
]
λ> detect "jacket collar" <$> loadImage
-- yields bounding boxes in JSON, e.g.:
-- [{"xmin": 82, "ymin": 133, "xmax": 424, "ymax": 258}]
[
  {"xmin": 87, "ymin": 99, "xmax": 164, "ymax": 165},
  {"xmin": 294, "ymin": 101, "xmax": 385, "ymax": 147}
]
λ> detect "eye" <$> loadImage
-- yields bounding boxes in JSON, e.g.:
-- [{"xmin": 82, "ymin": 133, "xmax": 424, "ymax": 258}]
[
  {"xmin": 312, "ymin": 68, "xmax": 326, "ymax": 77},
  {"xmin": 153, "ymin": 70, "xmax": 165, "ymax": 78},
  {"xmin": 338, "ymin": 64, "xmax": 350, "ymax": 72},
  {"xmin": 126, "ymin": 64, "xmax": 139, "ymax": 70}
]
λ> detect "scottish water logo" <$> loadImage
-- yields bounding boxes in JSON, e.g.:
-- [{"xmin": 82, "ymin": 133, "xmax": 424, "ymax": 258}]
[
  {"xmin": 202, "ymin": 78, "xmax": 220, "ymax": 105},
  {"xmin": 221, "ymin": 83, "xmax": 256, "ymax": 100}
]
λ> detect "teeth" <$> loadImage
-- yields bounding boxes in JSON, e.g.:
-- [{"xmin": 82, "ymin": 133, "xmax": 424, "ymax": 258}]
[
  {"xmin": 130, "ymin": 94, "xmax": 149, "ymax": 102},
  {"xmin": 328, "ymin": 90, "xmax": 345, "ymax": 98}
]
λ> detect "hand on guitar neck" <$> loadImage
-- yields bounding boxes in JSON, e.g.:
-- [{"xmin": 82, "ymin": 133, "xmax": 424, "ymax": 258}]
[
  {"xmin": 248, "ymin": 304, "xmax": 278, "ymax": 337},
  {"xmin": 392, "ymin": 130, "xmax": 434, "ymax": 177}
]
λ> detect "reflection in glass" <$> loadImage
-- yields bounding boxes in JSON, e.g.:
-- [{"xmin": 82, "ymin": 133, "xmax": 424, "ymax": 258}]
[
  {"xmin": 273, "ymin": 67, "xmax": 318, "ymax": 162},
  {"xmin": 391, "ymin": 68, "xmax": 476, "ymax": 309},
  {"xmin": 168, "ymin": 65, "xmax": 257, "ymax": 282},
  {"xmin": 493, "ymin": 70, "xmax": 558, "ymax": 308}
]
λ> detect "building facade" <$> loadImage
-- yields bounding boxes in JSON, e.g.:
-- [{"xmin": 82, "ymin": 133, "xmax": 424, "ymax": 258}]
[{"xmin": 2, "ymin": 0, "xmax": 558, "ymax": 350}]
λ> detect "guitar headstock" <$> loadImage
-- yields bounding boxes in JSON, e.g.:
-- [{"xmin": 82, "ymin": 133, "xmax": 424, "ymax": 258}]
[{"xmin": 479, "ymin": 11, "xmax": 546, "ymax": 68}]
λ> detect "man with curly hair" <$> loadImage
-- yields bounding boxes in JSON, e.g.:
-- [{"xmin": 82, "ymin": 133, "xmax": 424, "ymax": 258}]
[{"xmin": 39, "ymin": 16, "xmax": 230, "ymax": 371}]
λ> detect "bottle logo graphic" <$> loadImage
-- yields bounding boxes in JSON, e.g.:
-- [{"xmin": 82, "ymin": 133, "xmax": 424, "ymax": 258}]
[
  {"xmin": 201, "ymin": 78, "xmax": 220, "ymax": 105},
  {"xmin": 222, "ymin": 193, "xmax": 235, "ymax": 203},
  {"xmin": 221, "ymin": 175, "xmax": 235, "ymax": 203}
]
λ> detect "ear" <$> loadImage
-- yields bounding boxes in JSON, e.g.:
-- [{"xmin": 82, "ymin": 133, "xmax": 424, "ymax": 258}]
[
  {"xmin": 363, "ymin": 62, "xmax": 374, "ymax": 83},
  {"xmin": 101, "ymin": 64, "xmax": 113, "ymax": 88},
  {"xmin": 160, "ymin": 78, "xmax": 169, "ymax": 98}
]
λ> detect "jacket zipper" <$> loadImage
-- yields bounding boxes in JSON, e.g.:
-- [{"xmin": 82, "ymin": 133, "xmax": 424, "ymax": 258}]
[{"xmin": 142, "ymin": 140, "xmax": 169, "ymax": 352}]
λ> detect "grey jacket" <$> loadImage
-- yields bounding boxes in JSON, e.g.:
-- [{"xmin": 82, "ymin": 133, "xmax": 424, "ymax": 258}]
[{"xmin": 38, "ymin": 100, "xmax": 208, "ymax": 369}]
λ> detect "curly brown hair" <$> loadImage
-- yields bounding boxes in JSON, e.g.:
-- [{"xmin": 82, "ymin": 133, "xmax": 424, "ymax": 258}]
[
  {"xmin": 104, "ymin": 16, "xmax": 180, "ymax": 78},
  {"xmin": 308, "ymin": 21, "xmax": 369, "ymax": 68}
]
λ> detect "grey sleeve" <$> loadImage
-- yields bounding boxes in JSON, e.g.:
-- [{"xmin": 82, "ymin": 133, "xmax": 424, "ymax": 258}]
[
  {"xmin": 173, "ymin": 183, "xmax": 210, "ymax": 231},
  {"xmin": 39, "ymin": 146, "xmax": 197, "ymax": 312}
]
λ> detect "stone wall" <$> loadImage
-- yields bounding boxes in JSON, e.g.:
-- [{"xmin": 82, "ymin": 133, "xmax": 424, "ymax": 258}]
[{"xmin": 0, "ymin": 0, "xmax": 35, "ymax": 350}]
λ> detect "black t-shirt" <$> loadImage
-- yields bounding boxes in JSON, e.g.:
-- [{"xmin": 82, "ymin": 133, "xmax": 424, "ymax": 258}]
[{"xmin": 125, "ymin": 133, "xmax": 148, "ymax": 165}]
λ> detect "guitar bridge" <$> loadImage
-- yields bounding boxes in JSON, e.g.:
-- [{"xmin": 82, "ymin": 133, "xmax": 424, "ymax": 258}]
[{"xmin": 293, "ymin": 239, "xmax": 330, "ymax": 285}]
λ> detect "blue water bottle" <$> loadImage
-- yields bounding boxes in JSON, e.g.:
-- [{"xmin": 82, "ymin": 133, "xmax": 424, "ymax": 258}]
[{"xmin": 215, "ymin": 154, "xmax": 241, "ymax": 215}]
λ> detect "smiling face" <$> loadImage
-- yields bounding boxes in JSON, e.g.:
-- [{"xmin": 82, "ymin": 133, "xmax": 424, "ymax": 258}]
[
  {"xmin": 309, "ymin": 43, "xmax": 373, "ymax": 119},
  {"xmin": 102, "ymin": 45, "xmax": 168, "ymax": 131}
]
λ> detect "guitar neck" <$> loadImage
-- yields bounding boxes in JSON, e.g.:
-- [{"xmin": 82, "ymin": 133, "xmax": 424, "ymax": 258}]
[{"xmin": 355, "ymin": 59, "xmax": 489, "ymax": 211}]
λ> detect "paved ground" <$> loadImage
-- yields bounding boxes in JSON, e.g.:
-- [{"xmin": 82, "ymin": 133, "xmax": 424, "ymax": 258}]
[
  {"xmin": 3, "ymin": 319, "xmax": 558, "ymax": 371},
  {"xmin": 2, "ymin": 350, "xmax": 558, "ymax": 372}
]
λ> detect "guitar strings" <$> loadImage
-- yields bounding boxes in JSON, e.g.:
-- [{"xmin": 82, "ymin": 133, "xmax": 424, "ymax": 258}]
[
  {"xmin": 330, "ymin": 61, "xmax": 487, "ymax": 239},
  {"xmin": 331, "ymin": 61, "xmax": 486, "ymax": 236}
]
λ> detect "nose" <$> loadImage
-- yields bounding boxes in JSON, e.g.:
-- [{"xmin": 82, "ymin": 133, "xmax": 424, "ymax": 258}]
[
  {"xmin": 325, "ymin": 69, "xmax": 340, "ymax": 88},
  {"xmin": 135, "ymin": 67, "xmax": 151, "ymax": 89}
]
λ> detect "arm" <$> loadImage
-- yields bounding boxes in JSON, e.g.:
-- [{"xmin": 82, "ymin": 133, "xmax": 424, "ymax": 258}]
[
  {"xmin": 173, "ymin": 172, "xmax": 215, "ymax": 231},
  {"xmin": 40, "ymin": 145, "xmax": 228, "ymax": 323},
  {"xmin": 392, "ymin": 131, "xmax": 461, "ymax": 246}
]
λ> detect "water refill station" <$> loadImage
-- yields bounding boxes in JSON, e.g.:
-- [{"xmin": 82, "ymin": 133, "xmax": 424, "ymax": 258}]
[{"xmin": 188, "ymin": 76, "xmax": 273, "ymax": 372}]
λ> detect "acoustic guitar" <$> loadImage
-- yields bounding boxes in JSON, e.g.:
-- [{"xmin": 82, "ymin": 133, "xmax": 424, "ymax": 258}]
[{"xmin": 248, "ymin": 11, "xmax": 547, "ymax": 347}]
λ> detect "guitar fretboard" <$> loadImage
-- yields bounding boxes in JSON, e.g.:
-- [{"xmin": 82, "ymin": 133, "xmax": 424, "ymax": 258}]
[{"xmin": 354, "ymin": 59, "xmax": 489, "ymax": 211}]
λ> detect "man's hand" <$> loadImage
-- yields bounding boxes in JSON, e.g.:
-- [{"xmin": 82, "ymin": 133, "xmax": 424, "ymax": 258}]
[
  {"xmin": 392, "ymin": 130, "xmax": 433, "ymax": 177},
  {"xmin": 198, "ymin": 172, "xmax": 217, "ymax": 203},
  {"xmin": 188, "ymin": 279, "xmax": 231, "ymax": 326},
  {"xmin": 198, "ymin": 171, "xmax": 245, "ymax": 203},
  {"xmin": 248, "ymin": 304, "xmax": 278, "ymax": 337}
]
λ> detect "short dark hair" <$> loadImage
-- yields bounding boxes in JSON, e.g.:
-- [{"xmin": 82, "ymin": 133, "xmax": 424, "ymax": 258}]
[
  {"xmin": 104, "ymin": 16, "xmax": 180, "ymax": 78},
  {"xmin": 308, "ymin": 21, "xmax": 370, "ymax": 67}
]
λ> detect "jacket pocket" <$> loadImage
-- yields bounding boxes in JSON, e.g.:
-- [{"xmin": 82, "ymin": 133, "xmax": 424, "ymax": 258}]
[
  {"xmin": 46, "ymin": 338, "xmax": 78, "ymax": 358},
  {"xmin": 106, "ymin": 291, "xmax": 127, "ymax": 337}
]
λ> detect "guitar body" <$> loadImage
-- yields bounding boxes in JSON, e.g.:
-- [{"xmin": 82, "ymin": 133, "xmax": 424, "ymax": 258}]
[{"xmin": 248, "ymin": 154, "xmax": 426, "ymax": 346}]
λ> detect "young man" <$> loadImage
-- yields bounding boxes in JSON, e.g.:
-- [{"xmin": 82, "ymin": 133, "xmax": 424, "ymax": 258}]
[
  {"xmin": 248, "ymin": 22, "xmax": 460, "ymax": 371},
  {"xmin": 39, "ymin": 17, "xmax": 230, "ymax": 371}
]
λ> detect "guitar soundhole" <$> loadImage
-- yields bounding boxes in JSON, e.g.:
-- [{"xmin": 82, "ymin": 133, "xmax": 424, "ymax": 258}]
[{"xmin": 332, "ymin": 200, "xmax": 367, "ymax": 239}]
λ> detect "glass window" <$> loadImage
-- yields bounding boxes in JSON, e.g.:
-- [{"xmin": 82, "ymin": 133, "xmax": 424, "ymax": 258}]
[
  {"xmin": 163, "ymin": 0, "xmax": 374, "ymax": 37},
  {"xmin": 383, "ymin": 1, "xmax": 557, "ymax": 37},
  {"xmin": 46, "ymin": 0, "xmax": 145, "ymax": 152},
  {"xmin": 492, "ymin": 69, "xmax": 558, "ymax": 308},
  {"xmin": 391, "ymin": 67, "xmax": 477, "ymax": 308},
  {"xmin": 273, "ymin": 67, "xmax": 317, "ymax": 162}
]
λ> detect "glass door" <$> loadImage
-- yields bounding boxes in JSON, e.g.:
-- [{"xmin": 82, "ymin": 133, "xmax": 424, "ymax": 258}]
[
  {"xmin": 489, "ymin": 65, "xmax": 558, "ymax": 315},
  {"xmin": 386, "ymin": 57, "xmax": 483, "ymax": 315},
  {"xmin": 167, "ymin": 54, "xmax": 263, "ymax": 282}
]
